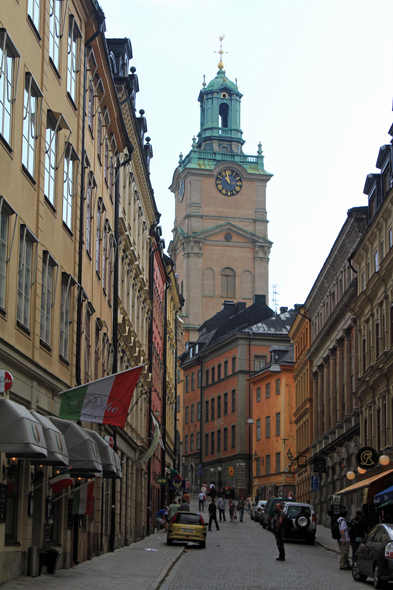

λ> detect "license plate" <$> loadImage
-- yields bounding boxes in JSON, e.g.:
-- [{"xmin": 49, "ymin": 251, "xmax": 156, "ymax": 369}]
[{"xmin": 182, "ymin": 528, "xmax": 194, "ymax": 533}]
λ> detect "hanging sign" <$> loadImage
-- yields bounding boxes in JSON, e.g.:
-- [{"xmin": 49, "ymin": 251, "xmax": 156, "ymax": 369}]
[
  {"xmin": 104, "ymin": 436, "xmax": 114, "ymax": 448},
  {"xmin": 356, "ymin": 447, "xmax": 379, "ymax": 470},
  {"xmin": 0, "ymin": 371, "xmax": 13, "ymax": 393},
  {"xmin": 313, "ymin": 458, "xmax": 326, "ymax": 473}
]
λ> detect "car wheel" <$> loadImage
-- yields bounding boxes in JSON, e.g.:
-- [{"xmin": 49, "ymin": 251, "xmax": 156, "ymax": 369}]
[
  {"xmin": 373, "ymin": 564, "xmax": 388, "ymax": 589},
  {"xmin": 352, "ymin": 557, "xmax": 367, "ymax": 582},
  {"xmin": 295, "ymin": 514, "xmax": 310, "ymax": 529},
  {"xmin": 166, "ymin": 537, "xmax": 173, "ymax": 546},
  {"xmin": 199, "ymin": 541, "xmax": 206, "ymax": 549}
]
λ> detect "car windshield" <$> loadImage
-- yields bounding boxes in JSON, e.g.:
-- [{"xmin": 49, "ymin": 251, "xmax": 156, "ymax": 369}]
[
  {"xmin": 176, "ymin": 513, "xmax": 202, "ymax": 524},
  {"xmin": 287, "ymin": 506, "xmax": 311, "ymax": 518}
]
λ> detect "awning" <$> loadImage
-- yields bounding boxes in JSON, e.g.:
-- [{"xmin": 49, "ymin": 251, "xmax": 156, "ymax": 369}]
[
  {"xmin": 377, "ymin": 500, "xmax": 393, "ymax": 510},
  {"xmin": 336, "ymin": 469, "xmax": 393, "ymax": 495},
  {"xmin": 0, "ymin": 399, "xmax": 48, "ymax": 458},
  {"xmin": 84, "ymin": 429, "xmax": 121, "ymax": 479},
  {"xmin": 49, "ymin": 417, "xmax": 102, "ymax": 476},
  {"xmin": 374, "ymin": 485, "xmax": 393, "ymax": 505},
  {"xmin": 30, "ymin": 412, "xmax": 69, "ymax": 466}
]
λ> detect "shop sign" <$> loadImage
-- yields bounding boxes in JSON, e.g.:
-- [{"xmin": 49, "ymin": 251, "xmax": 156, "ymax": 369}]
[
  {"xmin": 156, "ymin": 477, "xmax": 167, "ymax": 485},
  {"xmin": 0, "ymin": 371, "xmax": 13, "ymax": 393},
  {"xmin": 313, "ymin": 458, "xmax": 326, "ymax": 473},
  {"xmin": 356, "ymin": 446, "xmax": 379, "ymax": 470}
]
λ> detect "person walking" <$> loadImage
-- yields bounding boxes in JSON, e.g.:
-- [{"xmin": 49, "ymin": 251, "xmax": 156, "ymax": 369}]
[
  {"xmin": 229, "ymin": 499, "xmax": 236, "ymax": 522},
  {"xmin": 246, "ymin": 498, "xmax": 252, "ymax": 514},
  {"xmin": 168, "ymin": 499, "xmax": 180, "ymax": 523},
  {"xmin": 208, "ymin": 497, "xmax": 220, "ymax": 531},
  {"xmin": 275, "ymin": 503, "xmax": 285, "ymax": 561},
  {"xmin": 198, "ymin": 490, "xmax": 205, "ymax": 512},
  {"xmin": 180, "ymin": 498, "xmax": 190, "ymax": 511},
  {"xmin": 349, "ymin": 508, "xmax": 368, "ymax": 562},
  {"xmin": 237, "ymin": 497, "xmax": 245, "ymax": 522},
  {"xmin": 217, "ymin": 495, "xmax": 226, "ymax": 521},
  {"xmin": 337, "ymin": 509, "xmax": 351, "ymax": 570},
  {"xmin": 183, "ymin": 490, "xmax": 191, "ymax": 504},
  {"xmin": 210, "ymin": 484, "xmax": 216, "ymax": 500}
]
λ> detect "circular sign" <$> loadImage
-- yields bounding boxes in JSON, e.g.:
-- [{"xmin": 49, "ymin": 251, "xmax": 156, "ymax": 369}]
[
  {"xmin": 356, "ymin": 446, "xmax": 379, "ymax": 470},
  {"xmin": 0, "ymin": 371, "xmax": 13, "ymax": 393},
  {"xmin": 104, "ymin": 436, "xmax": 114, "ymax": 448}
]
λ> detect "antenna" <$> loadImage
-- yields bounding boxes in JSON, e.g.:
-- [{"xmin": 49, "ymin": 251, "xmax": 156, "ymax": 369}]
[{"xmin": 272, "ymin": 284, "xmax": 279, "ymax": 314}]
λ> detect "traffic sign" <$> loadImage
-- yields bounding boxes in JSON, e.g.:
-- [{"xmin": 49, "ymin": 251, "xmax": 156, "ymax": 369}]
[
  {"xmin": 0, "ymin": 371, "xmax": 13, "ymax": 393},
  {"xmin": 311, "ymin": 475, "xmax": 319, "ymax": 491},
  {"xmin": 228, "ymin": 466, "xmax": 234, "ymax": 476}
]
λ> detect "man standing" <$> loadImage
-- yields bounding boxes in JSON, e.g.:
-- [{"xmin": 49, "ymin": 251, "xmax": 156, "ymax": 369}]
[
  {"xmin": 349, "ymin": 508, "xmax": 368, "ymax": 562},
  {"xmin": 338, "ymin": 509, "xmax": 351, "ymax": 570},
  {"xmin": 168, "ymin": 499, "xmax": 180, "ymax": 523},
  {"xmin": 198, "ymin": 490, "xmax": 205, "ymax": 512},
  {"xmin": 275, "ymin": 503, "xmax": 285, "ymax": 561},
  {"xmin": 208, "ymin": 497, "xmax": 220, "ymax": 531},
  {"xmin": 217, "ymin": 495, "xmax": 226, "ymax": 521},
  {"xmin": 237, "ymin": 497, "xmax": 245, "ymax": 522}
]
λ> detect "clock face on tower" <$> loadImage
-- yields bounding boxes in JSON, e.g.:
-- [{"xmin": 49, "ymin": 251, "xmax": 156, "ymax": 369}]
[{"xmin": 215, "ymin": 169, "xmax": 243, "ymax": 196}]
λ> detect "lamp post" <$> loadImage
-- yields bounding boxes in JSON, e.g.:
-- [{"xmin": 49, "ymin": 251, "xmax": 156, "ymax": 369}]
[{"xmin": 217, "ymin": 466, "xmax": 222, "ymax": 492}]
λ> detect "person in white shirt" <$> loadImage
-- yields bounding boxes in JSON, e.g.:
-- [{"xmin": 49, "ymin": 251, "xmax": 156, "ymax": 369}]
[
  {"xmin": 198, "ymin": 490, "xmax": 205, "ymax": 511},
  {"xmin": 217, "ymin": 495, "xmax": 226, "ymax": 521},
  {"xmin": 338, "ymin": 509, "xmax": 351, "ymax": 570}
]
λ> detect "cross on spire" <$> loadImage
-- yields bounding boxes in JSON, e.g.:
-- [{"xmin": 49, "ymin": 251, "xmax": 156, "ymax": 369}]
[{"xmin": 214, "ymin": 35, "xmax": 228, "ymax": 70}]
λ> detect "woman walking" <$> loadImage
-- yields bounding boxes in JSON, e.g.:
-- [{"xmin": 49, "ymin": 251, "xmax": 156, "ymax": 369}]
[{"xmin": 229, "ymin": 499, "xmax": 235, "ymax": 522}]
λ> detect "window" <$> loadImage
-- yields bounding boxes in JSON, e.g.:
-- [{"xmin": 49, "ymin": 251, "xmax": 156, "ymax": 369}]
[
  {"xmin": 104, "ymin": 140, "xmax": 109, "ymax": 185},
  {"xmin": 266, "ymin": 383, "xmax": 270, "ymax": 398},
  {"xmin": 217, "ymin": 363, "xmax": 221, "ymax": 380},
  {"xmin": 84, "ymin": 304, "xmax": 93, "ymax": 382},
  {"xmin": 232, "ymin": 355, "xmax": 236, "ymax": 373},
  {"xmin": 28, "ymin": 0, "xmax": 40, "ymax": 31},
  {"xmin": 0, "ymin": 30, "xmax": 19, "ymax": 145},
  {"xmin": 376, "ymin": 320, "xmax": 380, "ymax": 360},
  {"xmin": 205, "ymin": 400, "xmax": 209, "ymax": 422},
  {"xmin": 254, "ymin": 355, "xmax": 266, "ymax": 371},
  {"xmin": 96, "ymin": 204, "xmax": 102, "ymax": 276},
  {"xmin": 205, "ymin": 433, "xmax": 209, "ymax": 455},
  {"xmin": 191, "ymin": 372, "xmax": 195, "ymax": 390},
  {"xmin": 231, "ymin": 425, "xmax": 236, "ymax": 448},
  {"xmin": 185, "ymin": 406, "xmax": 189, "ymax": 424},
  {"xmin": 185, "ymin": 375, "xmax": 189, "ymax": 393},
  {"xmin": 361, "ymin": 271, "xmax": 365, "ymax": 292},
  {"xmin": 381, "ymin": 240, "xmax": 385, "ymax": 261},
  {"xmin": 374, "ymin": 250, "xmax": 379, "ymax": 273},
  {"xmin": 205, "ymin": 369, "xmax": 209, "ymax": 386},
  {"xmin": 85, "ymin": 174, "xmax": 95, "ymax": 256},
  {"xmin": 176, "ymin": 395, "xmax": 180, "ymax": 412},
  {"xmin": 276, "ymin": 452, "xmax": 281, "ymax": 473},
  {"xmin": 40, "ymin": 252, "xmax": 57, "ymax": 345},
  {"xmin": 256, "ymin": 387, "xmax": 261, "ymax": 402},
  {"xmin": 63, "ymin": 144, "xmax": 78, "ymax": 229},
  {"xmin": 60, "ymin": 274, "xmax": 73, "ymax": 360},
  {"xmin": 190, "ymin": 434, "xmax": 194, "ymax": 452},
  {"xmin": 67, "ymin": 16, "xmax": 82, "ymax": 103},
  {"xmin": 266, "ymin": 455, "xmax": 271, "ymax": 475},
  {"xmin": 88, "ymin": 79, "xmax": 94, "ymax": 131},
  {"xmin": 266, "ymin": 416, "xmax": 270, "ymax": 438},
  {"xmin": 221, "ymin": 267, "xmax": 235, "ymax": 298},
  {"xmin": 256, "ymin": 418, "xmax": 261, "ymax": 440},
  {"xmin": 211, "ymin": 366, "xmax": 215, "ymax": 383},
  {"xmin": 109, "ymin": 157, "xmax": 114, "ymax": 202},
  {"xmin": 211, "ymin": 432, "xmax": 215, "ymax": 455},
  {"xmin": 276, "ymin": 379, "xmax": 281, "ymax": 395},
  {"xmin": 276, "ymin": 412, "xmax": 281, "ymax": 436},
  {"xmin": 0, "ymin": 200, "xmax": 16, "ymax": 309},
  {"xmin": 197, "ymin": 370, "xmax": 201, "ymax": 388},
  {"xmin": 22, "ymin": 74, "xmax": 42, "ymax": 178},
  {"xmin": 223, "ymin": 427, "xmax": 228, "ymax": 450},
  {"xmin": 48, "ymin": 0, "xmax": 61, "ymax": 70},
  {"xmin": 97, "ymin": 112, "xmax": 102, "ymax": 161},
  {"xmin": 197, "ymin": 402, "xmax": 201, "ymax": 420},
  {"xmin": 102, "ymin": 220, "xmax": 108, "ymax": 292},
  {"xmin": 389, "ymin": 228, "xmax": 393, "ymax": 250},
  {"xmin": 44, "ymin": 114, "xmax": 58, "ymax": 206},
  {"xmin": 185, "ymin": 435, "xmax": 188, "ymax": 454},
  {"xmin": 94, "ymin": 320, "xmax": 100, "ymax": 380},
  {"xmin": 224, "ymin": 392, "xmax": 228, "ymax": 415},
  {"xmin": 217, "ymin": 395, "xmax": 221, "ymax": 418},
  {"xmin": 197, "ymin": 431, "xmax": 201, "ymax": 450},
  {"xmin": 231, "ymin": 389, "xmax": 236, "ymax": 413},
  {"xmin": 17, "ymin": 227, "xmax": 36, "ymax": 328},
  {"xmin": 211, "ymin": 398, "xmax": 215, "ymax": 420},
  {"xmin": 224, "ymin": 360, "xmax": 228, "ymax": 377},
  {"xmin": 191, "ymin": 404, "xmax": 195, "ymax": 423},
  {"xmin": 217, "ymin": 429, "xmax": 221, "ymax": 452}
]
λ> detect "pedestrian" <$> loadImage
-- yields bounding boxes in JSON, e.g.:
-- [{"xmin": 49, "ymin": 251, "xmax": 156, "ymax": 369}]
[
  {"xmin": 337, "ymin": 509, "xmax": 351, "ymax": 570},
  {"xmin": 168, "ymin": 499, "xmax": 180, "ymax": 523},
  {"xmin": 198, "ymin": 490, "xmax": 205, "ymax": 512},
  {"xmin": 208, "ymin": 497, "xmax": 220, "ymax": 531},
  {"xmin": 180, "ymin": 498, "xmax": 190, "ymax": 511},
  {"xmin": 237, "ymin": 497, "xmax": 245, "ymax": 522},
  {"xmin": 210, "ymin": 484, "xmax": 216, "ymax": 500},
  {"xmin": 246, "ymin": 498, "xmax": 252, "ymax": 514},
  {"xmin": 156, "ymin": 505, "xmax": 168, "ymax": 531},
  {"xmin": 217, "ymin": 494, "xmax": 226, "ymax": 521},
  {"xmin": 288, "ymin": 491, "xmax": 295, "ymax": 500},
  {"xmin": 183, "ymin": 490, "xmax": 191, "ymax": 504},
  {"xmin": 349, "ymin": 508, "xmax": 368, "ymax": 562},
  {"xmin": 275, "ymin": 502, "xmax": 285, "ymax": 561},
  {"xmin": 229, "ymin": 499, "xmax": 235, "ymax": 522}
]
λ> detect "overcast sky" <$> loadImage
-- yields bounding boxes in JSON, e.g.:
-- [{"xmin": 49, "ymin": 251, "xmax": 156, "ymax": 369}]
[{"xmin": 99, "ymin": 0, "xmax": 393, "ymax": 312}]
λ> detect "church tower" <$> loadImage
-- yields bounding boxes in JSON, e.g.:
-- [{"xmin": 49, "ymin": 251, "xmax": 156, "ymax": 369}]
[{"xmin": 169, "ymin": 40, "xmax": 273, "ymax": 341}]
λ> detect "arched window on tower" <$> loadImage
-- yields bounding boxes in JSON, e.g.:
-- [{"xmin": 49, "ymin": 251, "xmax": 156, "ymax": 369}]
[
  {"xmin": 241, "ymin": 271, "xmax": 253, "ymax": 299},
  {"xmin": 221, "ymin": 267, "xmax": 235, "ymax": 298},
  {"xmin": 219, "ymin": 103, "xmax": 229, "ymax": 128}
]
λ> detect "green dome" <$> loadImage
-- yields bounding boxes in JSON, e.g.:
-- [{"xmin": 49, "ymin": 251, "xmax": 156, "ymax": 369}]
[{"xmin": 205, "ymin": 69, "xmax": 239, "ymax": 93}]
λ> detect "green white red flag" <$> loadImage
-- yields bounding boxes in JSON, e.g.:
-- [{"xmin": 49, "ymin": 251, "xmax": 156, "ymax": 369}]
[
  {"xmin": 58, "ymin": 365, "xmax": 144, "ymax": 427},
  {"xmin": 72, "ymin": 479, "xmax": 96, "ymax": 515},
  {"xmin": 49, "ymin": 469, "xmax": 73, "ymax": 494}
]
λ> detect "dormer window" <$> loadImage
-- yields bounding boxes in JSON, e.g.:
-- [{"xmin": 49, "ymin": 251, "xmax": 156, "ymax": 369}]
[
  {"xmin": 369, "ymin": 190, "xmax": 376, "ymax": 218},
  {"xmin": 382, "ymin": 164, "xmax": 390, "ymax": 196}
]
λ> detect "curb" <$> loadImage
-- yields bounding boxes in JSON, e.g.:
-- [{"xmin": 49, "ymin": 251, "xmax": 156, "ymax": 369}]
[
  {"xmin": 150, "ymin": 546, "xmax": 185, "ymax": 590},
  {"xmin": 315, "ymin": 541, "xmax": 339, "ymax": 555}
]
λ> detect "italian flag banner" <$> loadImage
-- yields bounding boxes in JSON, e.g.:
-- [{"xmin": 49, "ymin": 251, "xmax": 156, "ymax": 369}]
[
  {"xmin": 72, "ymin": 479, "xmax": 96, "ymax": 515},
  {"xmin": 49, "ymin": 469, "xmax": 73, "ymax": 494},
  {"xmin": 58, "ymin": 365, "xmax": 144, "ymax": 427}
]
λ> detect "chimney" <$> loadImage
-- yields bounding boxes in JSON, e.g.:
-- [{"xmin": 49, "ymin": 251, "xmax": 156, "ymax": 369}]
[
  {"xmin": 280, "ymin": 307, "xmax": 288, "ymax": 314},
  {"xmin": 222, "ymin": 300, "xmax": 235, "ymax": 310},
  {"xmin": 253, "ymin": 294, "xmax": 266, "ymax": 307},
  {"xmin": 236, "ymin": 302, "xmax": 246, "ymax": 313}
]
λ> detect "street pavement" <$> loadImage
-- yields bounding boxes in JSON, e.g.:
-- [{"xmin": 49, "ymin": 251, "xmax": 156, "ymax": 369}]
[{"xmin": 1, "ymin": 497, "xmax": 369, "ymax": 590}]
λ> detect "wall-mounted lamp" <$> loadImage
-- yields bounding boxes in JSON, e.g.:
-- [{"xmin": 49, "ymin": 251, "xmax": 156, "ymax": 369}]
[
  {"xmin": 287, "ymin": 449, "xmax": 294, "ymax": 462},
  {"xmin": 253, "ymin": 452, "xmax": 260, "ymax": 462},
  {"xmin": 217, "ymin": 466, "xmax": 222, "ymax": 472},
  {"xmin": 3, "ymin": 457, "xmax": 18, "ymax": 480}
]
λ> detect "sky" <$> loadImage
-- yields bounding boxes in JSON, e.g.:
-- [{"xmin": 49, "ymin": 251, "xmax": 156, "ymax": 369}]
[{"xmin": 99, "ymin": 0, "xmax": 393, "ymax": 312}]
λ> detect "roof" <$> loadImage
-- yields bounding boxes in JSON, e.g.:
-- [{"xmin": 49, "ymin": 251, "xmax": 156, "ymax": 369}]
[
  {"xmin": 204, "ymin": 69, "xmax": 240, "ymax": 94},
  {"xmin": 245, "ymin": 309, "xmax": 298, "ymax": 335}
]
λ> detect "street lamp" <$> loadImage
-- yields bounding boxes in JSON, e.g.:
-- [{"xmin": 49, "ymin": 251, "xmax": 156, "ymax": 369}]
[{"xmin": 217, "ymin": 466, "xmax": 222, "ymax": 490}]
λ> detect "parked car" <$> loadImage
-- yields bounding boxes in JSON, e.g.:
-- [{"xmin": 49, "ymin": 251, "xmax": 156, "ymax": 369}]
[
  {"xmin": 352, "ymin": 523, "xmax": 393, "ymax": 588},
  {"xmin": 251, "ymin": 500, "xmax": 266, "ymax": 521},
  {"xmin": 167, "ymin": 511, "xmax": 207, "ymax": 548},
  {"xmin": 282, "ymin": 502, "xmax": 316, "ymax": 544},
  {"xmin": 262, "ymin": 497, "xmax": 296, "ymax": 530}
]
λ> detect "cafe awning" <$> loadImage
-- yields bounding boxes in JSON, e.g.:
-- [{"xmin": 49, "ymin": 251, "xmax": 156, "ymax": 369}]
[
  {"xmin": 0, "ymin": 399, "xmax": 48, "ymax": 459},
  {"xmin": 374, "ymin": 485, "xmax": 393, "ymax": 505},
  {"xmin": 49, "ymin": 417, "xmax": 102, "ymax": 476},
  {"xmin": 84, "ymin": 429, "xmax": 120, "ymax": 479},
  {"xmin": 336, "ymin": 468, "xmax": 393, "ymax": 496},
  {"xmin": 30, "ymin": 412, "xmax": 69, "ymax": 466}
]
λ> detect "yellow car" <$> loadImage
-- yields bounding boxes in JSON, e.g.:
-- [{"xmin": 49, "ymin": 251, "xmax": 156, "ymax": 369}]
[{"xmin": 167, "ymin": 511, "xmax": 207, "ymax": 548}]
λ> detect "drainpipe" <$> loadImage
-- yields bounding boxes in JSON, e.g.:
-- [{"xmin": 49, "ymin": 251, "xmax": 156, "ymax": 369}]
[
  {"xmin": 197, "ymin": 357, "xmax": 203, "ymax": 489},
  {"xmin": 248, "ymin": 333, "xmax": 253, "ymax": 498},
  {"xmin": 161, "ymin": 281, "xmax": 169, "ymax": 504}
]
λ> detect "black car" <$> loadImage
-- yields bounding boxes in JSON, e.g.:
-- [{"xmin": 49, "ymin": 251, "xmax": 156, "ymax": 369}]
[{"xmin": 352, "ymin": 523, "xmax": 393, "ymax": 589}]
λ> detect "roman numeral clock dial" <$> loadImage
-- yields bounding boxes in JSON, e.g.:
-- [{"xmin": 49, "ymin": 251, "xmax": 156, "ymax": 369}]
[{"xmin": 215, "ymin": 169, "xmax": 243, "ymax": 196}]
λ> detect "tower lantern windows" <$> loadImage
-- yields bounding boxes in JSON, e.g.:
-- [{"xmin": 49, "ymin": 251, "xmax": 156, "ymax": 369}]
[{"xmin": 219, "ymin": 103, "xmax": 229, "ymax": 128}]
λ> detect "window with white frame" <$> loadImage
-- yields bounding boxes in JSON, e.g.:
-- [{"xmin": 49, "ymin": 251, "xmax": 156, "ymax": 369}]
[
  {"xmin": 256, "ymin": 418, "xmax": 261, "ymax": 440},
  {"xmin": 17, "ymin": 226, "xmax": 37, "ymax": 328},
  {"xmin": 0, "ymin": 199, "xmax": 16, "ymax": 310},
  {"xmin": 28, "ymin": 0, "xmax": 40, "ymax": 32},
  {"xmin": 67, "ymin": 16, "xmax": 81, "ymax": 103},
  {"xmin": 102, "ymin": 220, "xmax": 108, "ymax": 292},
  {"xmin": 96, "ymin": 201, "xmax": 104, "ymax": 276},
  {"xmin": 60, "ymin": 273, "xmax": 73, "ymax": 360},
  {"xmin": 44, "ymin": 114, "xmax": 57, "ymax": 205},
  {"xmin": 63, "ymin": 143, "xmax": 78, "ymax": 229},
  {"xmin": 0, "ymin": 30, "xmax": 20, "ymax": 146},
  {"xmin": 84, "ymin": 302, "xmax": 94, "ymax": 382},
  {"xmin": 85, "ymin": 172, "xmax": 95, "ymax": 256},
  {"xmin": 374, "ymin": 249, "xmax": 379, "ymax": 273},
  {"xmin": 104, "ymin": 139, "xmax": 109, "ymax": 185},
  {"xmin": 88, "ymin": 78, "xmax": 94, "ymax": 131},
  {"xmin": 97, "ymin": 112, "xmax": 102, "ymax": 161},
  {"xmin": 40, "ymin": 251, "xmax": 57, "ymax": 345},
  {"xmin": 22, "ymin": 73, "xmax": 42, "ymax": 178},
  {"xmin": 48, "ymin": 0, "xmax": 61, "ymax": 71}
]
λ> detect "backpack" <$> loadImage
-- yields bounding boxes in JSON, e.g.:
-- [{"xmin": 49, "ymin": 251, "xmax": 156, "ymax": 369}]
[
  {"xmin": 283, "ymin": 514, "xmax": 294, "ymax": 531},
  {"xmin": 332, "ymin": 520, "xmax": 341, "ymax": 540},
  {"xmin": 348, "ymin": 520, "xmax": 356, "ymax": 540}
]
